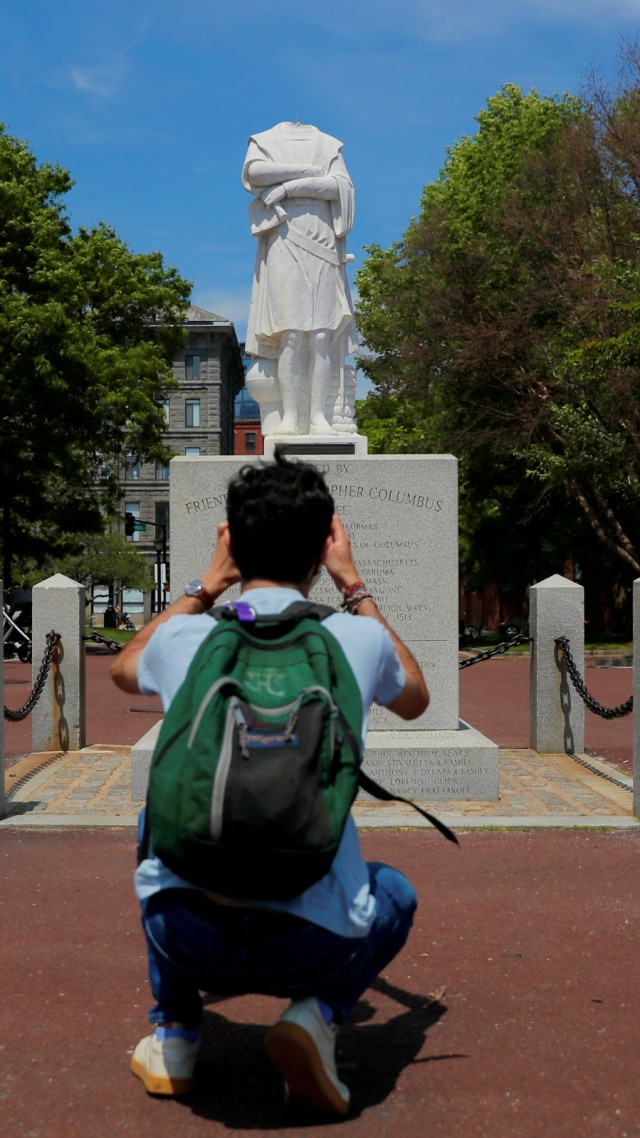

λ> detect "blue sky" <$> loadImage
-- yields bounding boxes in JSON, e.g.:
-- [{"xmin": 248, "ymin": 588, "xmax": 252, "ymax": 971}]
[{"xmin": 1, "ymin": 1, "xmax": 639, "ymax": 392}]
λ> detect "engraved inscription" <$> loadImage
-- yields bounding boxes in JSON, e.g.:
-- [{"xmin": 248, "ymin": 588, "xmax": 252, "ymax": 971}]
[
  {"xmin": 184, "ymin": 494, "xmax": 227, "ymax": 515},
  {"xmin": 183, "ymin": 484, "xmax": 447, "ymax": 519},
  {"xmin": 171, "ymin": 456, "xmax": 459, "ymax": 729},
  {"xmin": 329, "ymin": 481, "xmax": 444, "ymax": 511},
  {"xmin": 361, "ymin": 748, "xmax": 498, "ymax": 800}
]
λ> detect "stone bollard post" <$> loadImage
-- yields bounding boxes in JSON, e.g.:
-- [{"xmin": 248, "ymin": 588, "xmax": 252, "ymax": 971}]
[
  {"xmin": 0, "ymin": 578, "xmax": 5, "ymax": 817},
  {"xmin": 530, "ymin": 574, "xmax": 585, "ymax": 754},
  {"xmin": 628, "ymin": 578, "xmax": 633, "ymax": 819},
  {"xmin": 32, "ymin": 574, "xmax": 86, "ymax": 753}
]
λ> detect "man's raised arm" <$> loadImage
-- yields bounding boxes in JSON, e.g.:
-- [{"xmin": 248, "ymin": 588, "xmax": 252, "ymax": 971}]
[
  {"xmin": 110, "ymin": 523, "xmax": 240, "ymax": 695},
  {"xmin": 321, "ymin": 515, "xmax": 429, "ymax": 720}
]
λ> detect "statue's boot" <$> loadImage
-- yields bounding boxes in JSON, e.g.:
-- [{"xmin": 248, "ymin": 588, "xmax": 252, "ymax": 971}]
[
  {"xmin": 309, "ymin": 416, "xmax": 337, "ymax": 435},
  {"xmin": 272, "ymin": 416, "xmax": 299, "ymax": 436}
]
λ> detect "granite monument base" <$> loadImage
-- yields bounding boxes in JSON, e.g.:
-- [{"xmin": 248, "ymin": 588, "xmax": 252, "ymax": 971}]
[
  {"xmin": 168, "ymin": 454, "xmax": 461, "ymax": 730},
  {"xmin": 130, "ymin": 452, "xmax": 499, "ymax": 803},
  {"xmin": 131, "ymin": 720, "xmax": 499, "ymax": 804},
  {"xmin": 363, "ymin": 724, "xmax": 499, "ymax": 801}
]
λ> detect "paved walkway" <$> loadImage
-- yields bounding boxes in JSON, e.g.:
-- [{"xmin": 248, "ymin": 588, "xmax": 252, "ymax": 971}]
[
  {"xmin": 3, "ymin": 827, "xmax": 640, "ymax": 1138},
  {"xmin": 2, "ymin": 742, "xmax": 636, "ymax": 829},
  {"xmin": 2, "ymin": 653, "xmax": 640, "ymax": 1137}
]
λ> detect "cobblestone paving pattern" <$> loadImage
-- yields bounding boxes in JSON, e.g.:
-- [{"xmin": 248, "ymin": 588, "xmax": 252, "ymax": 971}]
[{"xmin": 2, "ymin": 745, "xmax": 634, "ymax": 823}]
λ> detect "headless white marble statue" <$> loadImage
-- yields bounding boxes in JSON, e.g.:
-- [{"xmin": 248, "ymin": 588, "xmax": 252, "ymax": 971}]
[{"xmin": 242, "ymin": 121, "xmax": 359, "ymax": 436}]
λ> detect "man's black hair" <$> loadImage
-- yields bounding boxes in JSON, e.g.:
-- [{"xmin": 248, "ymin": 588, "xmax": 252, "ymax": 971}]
[{"xmin": 226, "ymin": 454, "xmax": 334, "ymax": 584}]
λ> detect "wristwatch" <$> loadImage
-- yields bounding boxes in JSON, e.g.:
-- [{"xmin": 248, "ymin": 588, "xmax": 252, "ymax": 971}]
[{"xmin": 184, "ymin": 579, "xmax": 214, "ymax": 610}]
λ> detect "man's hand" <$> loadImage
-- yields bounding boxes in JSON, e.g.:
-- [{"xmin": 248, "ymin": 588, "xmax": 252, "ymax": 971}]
[
  {"xmin": 111, "ymin": 523, "xmax": 240, "ymax": 694},
  {"xmin": 321, "ymin": 515, "xmax": 362, "ymax": 592},
  {"xmin": 201, "ymin": 523, "xmax": 241, "ymax": 597}
]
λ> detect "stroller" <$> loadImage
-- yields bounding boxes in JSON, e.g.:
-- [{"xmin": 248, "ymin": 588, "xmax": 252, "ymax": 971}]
[{"xmin": 3, "ymin": 586, "xmax": 32, "ymax": 662}]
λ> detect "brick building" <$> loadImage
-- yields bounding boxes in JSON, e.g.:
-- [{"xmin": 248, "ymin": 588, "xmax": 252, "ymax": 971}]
[
  {"xmin": 233, "ymin": 385, "xmax": 264, "ymax": 455},
  {"xmin": 112, "ymin": 304, "xmax": 243, "ymax": 616}
]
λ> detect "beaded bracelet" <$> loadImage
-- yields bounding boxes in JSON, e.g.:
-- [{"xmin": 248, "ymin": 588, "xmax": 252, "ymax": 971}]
[
  {"xmin": 347, "ymin": 592, "xmax": 374, "ymax": 613},
  {"xmin": 341, "ymin": 583, "xmax": 374, "ymax": 613},
  {"xmin": 341, "ymin": 580, "xmax": 366, "ymax": 600}
]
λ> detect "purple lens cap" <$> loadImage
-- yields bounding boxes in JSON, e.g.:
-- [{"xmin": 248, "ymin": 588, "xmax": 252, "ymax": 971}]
[{"xmin": 233, "ymin": 601, "xmax": 256, "ymax": 623}]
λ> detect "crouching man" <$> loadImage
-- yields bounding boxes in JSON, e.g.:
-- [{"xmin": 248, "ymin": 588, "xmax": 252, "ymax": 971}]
[{"xmin": 111, "ymin": 455, "xmax": 429, "ymax": 1116}]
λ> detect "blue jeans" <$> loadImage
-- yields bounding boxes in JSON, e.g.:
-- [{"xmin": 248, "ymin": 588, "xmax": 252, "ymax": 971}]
[{"xmin": 141, "ymin": 863, "xmax": 417, "ymax": 1026}]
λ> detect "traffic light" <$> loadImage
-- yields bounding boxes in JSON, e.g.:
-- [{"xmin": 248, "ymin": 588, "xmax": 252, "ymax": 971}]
[{"xmin": 124, "ymin": 512, "xmax": 136, "ymax": 537}]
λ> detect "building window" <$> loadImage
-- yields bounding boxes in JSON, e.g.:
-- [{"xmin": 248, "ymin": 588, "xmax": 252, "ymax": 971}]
[
  {"xmin": 125, "ymin": 501, "xmax": 141, "ymax": 543},
  {"xmin": 121, "ymin": 587, "xmax": 144, "ymax": 615},
  {"xmin": 159, "ymin": 399, "xmax": 170, "ymax": 426},
  {"xmin": 184, "ymin": 447, "xmax": 201, "ymax": 456},
  {"xmin": 124, "ymin": 452, "xmax": 141, "ymax": 480},
  {"xmin": 185, "ymin": 355, "xmax": 201, "ymax": 381},
  {"xmin": 245, "ymin": 431, "xmax": 257, "ymax": 453},
  {"xmin": 185, "ymin": 398, "xmax": 201, "ymax": 427},
  {"xmin": 155, "ymin": 461, "xmax": 170, "ymax": 481}
]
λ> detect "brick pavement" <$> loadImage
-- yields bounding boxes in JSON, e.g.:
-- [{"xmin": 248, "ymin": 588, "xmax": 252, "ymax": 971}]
[
  {"xmin": 3, "ymin": 827, "xmax": 640, "ymax": 1138},
  {"xmin": 2, "ymin": 743, "xmax": 636, "ymax": 829},
  {"xmin": 2, "ymin": 655, "xmax": 639, "ymax": 1137},
  {"xmin": 2, "ymin": 648, "xmax": 637, "ymax": 829}
]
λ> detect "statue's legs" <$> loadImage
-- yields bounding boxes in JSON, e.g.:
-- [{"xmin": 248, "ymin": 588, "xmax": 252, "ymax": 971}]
[
  {"xmin": 273, "ymin": 330, "xmax": 302, "ymax": 435},
  {"xmin": 308, "ymin": 329, "xmax": 337, "ymax": 435},
  {"xmin": 273, "ymin": 329, "xmax": 337, "ymax": 435}
]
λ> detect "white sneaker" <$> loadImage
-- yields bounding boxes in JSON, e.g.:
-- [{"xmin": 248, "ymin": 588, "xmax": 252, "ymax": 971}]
[
  {"xmin": 265, "ymin": 997, "xmax": 350, "ymax": 1116},
  {"xmin": 130, "ymin": 1032, "xmax": 200, "ymax": 1096}
]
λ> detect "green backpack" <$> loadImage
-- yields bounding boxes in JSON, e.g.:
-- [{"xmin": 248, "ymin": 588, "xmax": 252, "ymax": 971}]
[{"xmin": 145, "ymin": 601, "xmax": 456, "ymax": 901}]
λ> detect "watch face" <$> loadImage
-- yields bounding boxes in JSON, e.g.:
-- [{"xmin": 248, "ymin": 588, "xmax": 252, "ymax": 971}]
[{"xmin": 185, "ymin": 579, "xmax": 204, "ymax": 596}]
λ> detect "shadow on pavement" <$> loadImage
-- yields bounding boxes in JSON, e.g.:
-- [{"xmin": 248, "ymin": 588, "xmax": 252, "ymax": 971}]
[{"xmin": 179, "ymin": 979, "xmax": 456, "ymax": 1127}]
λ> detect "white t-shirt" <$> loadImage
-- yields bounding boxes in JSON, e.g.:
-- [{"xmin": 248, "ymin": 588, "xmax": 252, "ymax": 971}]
[{"xmin": 134, "ymin": 587, "xmax": 405, "ymax": 938}]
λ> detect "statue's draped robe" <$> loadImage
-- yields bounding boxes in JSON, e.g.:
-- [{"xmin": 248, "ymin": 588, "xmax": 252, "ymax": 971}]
[{"xmin": 242, "ymin": 124, "xmax": 358, "ymax": 360}]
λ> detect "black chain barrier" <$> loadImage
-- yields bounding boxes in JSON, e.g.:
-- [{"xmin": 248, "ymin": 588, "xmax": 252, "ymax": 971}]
[
  {"xmin": 84, "ymin": 631, "xmax": 123, "ymax": 653},
  {"xmin": 565, "ymin": 751, "xmax": 633, "ymax": 793},
  {"xmin": 461, "ymin": 632, "xmax": 634, "ymax": 794},
  {"xmin": 555, "ymin": 636, "xmax": 633, "ymax": 719},
  {"xmin": 4, "ymin": 631, "xmax": 61, "ymax": 722},
  {"xmin": 459, "ymin": 635, "xmax": 532, "ymax": 669}
]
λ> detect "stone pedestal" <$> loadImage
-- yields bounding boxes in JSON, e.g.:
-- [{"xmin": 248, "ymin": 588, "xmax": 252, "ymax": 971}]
[
  {"xmin": 363, "ymin": 725, "xmax": 499, "ymax": 800},
  {"xmin": 263, "ymin": 435, "xmax": 368, "ymax": 459},
  {"xmin": 530, "ymin": 574, "xmax": 585, "ymax": 753},
  {"xmin": 131, "ymin": 453, "xmax": 499, "ymax": 801},
  {"xmin": 32, "ymin": 574, "xmax": 86, "ymax": 752}
]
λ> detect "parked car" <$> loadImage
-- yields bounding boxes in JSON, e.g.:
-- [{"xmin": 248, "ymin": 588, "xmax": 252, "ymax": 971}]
[
  {"xmin": 459, "ymin": 619, "xmax": 483, "ymax": 647},
  {"xmin": 498, "ymin": 618, "xmax": 523, "ymax": 639}
]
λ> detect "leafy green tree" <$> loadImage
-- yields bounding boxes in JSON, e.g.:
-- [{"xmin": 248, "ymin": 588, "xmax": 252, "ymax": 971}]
[
  {"xmin": 21, "ymin": 529, "xmax": 153, "ymax": 593},
  {"xmin": 0, "ymin": 125, "xmax": 190, "ymax": 583},
  {"xmin": 356, "ymin": 75, "xmax": 640, "ymax": 595},
  {"xmin": 355, "ymin": 393, "xmax": 434, "ymax": 453}
]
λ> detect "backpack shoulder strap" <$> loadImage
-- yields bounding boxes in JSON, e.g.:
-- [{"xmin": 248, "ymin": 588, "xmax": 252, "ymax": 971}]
[
  {"xmin": 357, "ymin": 770, "xmax": 459, "ymax": 845},
  {"xmin": 210, "ymin": 600, "xmax": 337, "ymax": 625},
  {"xmin": 277, "ymin": 601, "xmax": 337, "ymax": 622},
  {"xmin": 184, "ymin": 601, "xmax": 456, "ymax": 844}
]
